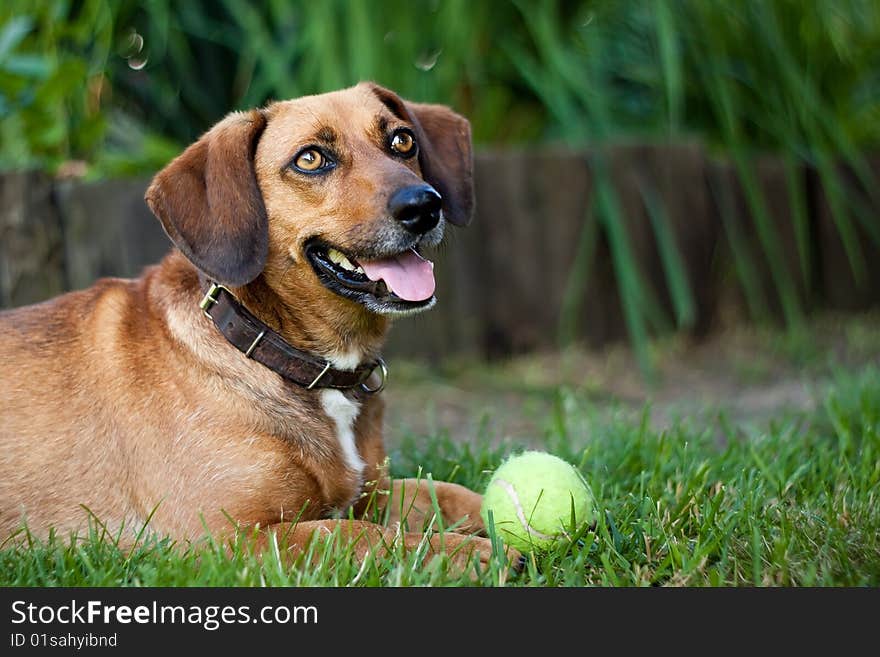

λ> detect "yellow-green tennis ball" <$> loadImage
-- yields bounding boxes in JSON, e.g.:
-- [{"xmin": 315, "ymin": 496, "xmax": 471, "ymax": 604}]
[{"xmin": 481, "ymin": 451, "xmax": 595, "ymax": 552}]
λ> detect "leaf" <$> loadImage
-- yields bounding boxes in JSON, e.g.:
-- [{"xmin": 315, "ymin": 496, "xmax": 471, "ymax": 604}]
[
  {"xmin": 2, "ymin": 54, "xmax": 52, "ymax": 78},
  {"xmin": 0, "ymin": 15, "xmax": 33, "ymax": 62}
]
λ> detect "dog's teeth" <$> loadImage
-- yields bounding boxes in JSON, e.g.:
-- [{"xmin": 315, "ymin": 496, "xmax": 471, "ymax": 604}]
[
  {"xmin": 353, "ymin": 265, "xmax": 365, "ymax": 275},
  {"xmin": 326, "ymin": 247, "xmax": 361, "ymax": 273}
]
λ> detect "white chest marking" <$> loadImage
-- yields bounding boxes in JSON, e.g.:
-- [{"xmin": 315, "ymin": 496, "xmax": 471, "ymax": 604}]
[
  {"xmin": 320, "ymin": 389, "xmax": 364, "ymax": 477},
  {"xmin": 327, "ymin": 348, "xmax": 362, "ymax": 371}
]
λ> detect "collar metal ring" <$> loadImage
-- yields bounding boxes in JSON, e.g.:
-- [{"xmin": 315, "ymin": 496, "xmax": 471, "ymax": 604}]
[{"xmin": 361, "ymin": 358, "xmax": 388, "ymax": 394}]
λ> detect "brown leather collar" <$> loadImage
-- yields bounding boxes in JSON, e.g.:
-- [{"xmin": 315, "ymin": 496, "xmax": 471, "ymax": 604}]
[{"xmin": 197, "ymin": 279, "xmax": 386, "ymax": 393}]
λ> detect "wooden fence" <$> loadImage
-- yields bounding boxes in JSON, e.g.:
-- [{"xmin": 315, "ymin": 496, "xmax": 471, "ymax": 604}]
[{"xmin": 1, "ymin": 145, "xmax": 878, "ymax": 362}]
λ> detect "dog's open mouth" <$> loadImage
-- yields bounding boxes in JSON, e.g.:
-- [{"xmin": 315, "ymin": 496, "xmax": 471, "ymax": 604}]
[{"xmin": 305, "ymin": 241, "xmax": 436, "ymax": 315}]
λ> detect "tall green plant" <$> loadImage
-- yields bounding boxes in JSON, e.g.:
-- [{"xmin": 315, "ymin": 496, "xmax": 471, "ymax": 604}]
[
  {"xmin": 0, "ymin": 0, "xmax": 114, "ymax": 170},
  {"xmin": 508, "ymin": 0, "xmax": 695, "ymax": 375},
  {"xmin": 107, "ymin": 0, "xmax": 543, "ymax": 146},
  {"xmin": 510, "ymin": 0, "xmax": 880, "ymax": 371},
  {"xmin": 682, "ymin": 1, "xmax": 879, "ymax": 303}
]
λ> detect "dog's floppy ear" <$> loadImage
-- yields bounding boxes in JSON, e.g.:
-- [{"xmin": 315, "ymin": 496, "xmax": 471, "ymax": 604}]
[
  {"xmin": 367, "ymin": 83, "xmax": 474, "ymax": 226},
  {"xmin": 145, "ymin": 110, "xmax": 269, "ymax": 286}
]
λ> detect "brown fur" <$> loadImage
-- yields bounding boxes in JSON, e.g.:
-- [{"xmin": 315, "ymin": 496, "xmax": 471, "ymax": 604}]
[{"xmin": 0, "ymin": 83, "xmax": 513, "ymax": 573}]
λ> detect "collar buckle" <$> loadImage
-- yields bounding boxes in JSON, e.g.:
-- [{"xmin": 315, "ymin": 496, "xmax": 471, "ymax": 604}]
[{"xmin": 199, "ymin": 282, "xmax": 229, "ymax": 317}]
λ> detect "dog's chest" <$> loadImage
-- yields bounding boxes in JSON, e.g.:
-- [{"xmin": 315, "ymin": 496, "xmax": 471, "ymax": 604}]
[{"xmin": 319, "ymin": 389, "xmax": 365, "ymax": 480}]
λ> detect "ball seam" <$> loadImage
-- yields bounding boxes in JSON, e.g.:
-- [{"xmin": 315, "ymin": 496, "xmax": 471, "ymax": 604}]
[{"xmin": 494, "ymin": 478, "xmax": 554, "ymax": 541}]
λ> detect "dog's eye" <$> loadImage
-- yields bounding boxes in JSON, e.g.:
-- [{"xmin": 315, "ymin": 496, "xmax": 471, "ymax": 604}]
[
  {"xmin": 390, "ymin": 130, "xmax": 417, "ymax": 157},
  {"xmin": 293, "ymin": 148, "xmax": 329, "ymax": 173}
]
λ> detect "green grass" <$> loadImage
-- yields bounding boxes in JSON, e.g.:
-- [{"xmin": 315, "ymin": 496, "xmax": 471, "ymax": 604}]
[{"xmin": 2, "ymin": 364, "xmax": 878, "ymax": 587}]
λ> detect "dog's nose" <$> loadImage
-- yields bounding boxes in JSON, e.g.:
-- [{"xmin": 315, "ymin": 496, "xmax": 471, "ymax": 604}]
[{"xmin": 388, "ymin": 185, "xmax": 442, "ymax": 234}]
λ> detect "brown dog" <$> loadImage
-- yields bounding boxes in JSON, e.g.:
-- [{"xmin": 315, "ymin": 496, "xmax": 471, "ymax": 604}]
[{"xmin": 0, "ymin": 83, "xmax": 510, "ymax": 572}]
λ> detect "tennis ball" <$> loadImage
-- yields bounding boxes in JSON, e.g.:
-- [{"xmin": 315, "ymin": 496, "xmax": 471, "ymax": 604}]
[{"xmin": 481, "ymin": 451, "xmax": 595, "ymax": 552}]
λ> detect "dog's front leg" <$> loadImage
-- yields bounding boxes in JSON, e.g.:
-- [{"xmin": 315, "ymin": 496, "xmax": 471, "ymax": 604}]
[
  {"xmin": 359, "ymin": 478, "xmax": 486, "ymax": 535},
  {"xmin": 255, "ymin": 519, "xmax": 495, "ymax": 575}
]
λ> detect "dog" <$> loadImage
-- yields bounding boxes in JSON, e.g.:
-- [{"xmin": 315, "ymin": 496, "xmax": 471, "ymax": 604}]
[{"xmin": 0, "ymin": 82, "xmax": 515, "ymax": 573}]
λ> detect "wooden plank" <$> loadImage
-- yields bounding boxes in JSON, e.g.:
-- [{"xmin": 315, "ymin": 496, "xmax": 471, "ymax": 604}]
[
  {"xmin": 4, "ymin": 147, "xmax": 878, "ymax": 362},
  {"xmin": 477, "ymin": 148, "xmax": 594, "ymax": 356},
  {"xmin": 813, "ymin": 155, "xmax": 880, "ymax": 310},
  {"xmin": 388, "ymin": 149, "xmax": 597, "ymax": 361},
  {"xmin": 705, "ymin": 155, "xmax": 810, "ymax": 323},
  {"xmin": 54, "ymin": 176, "xmax": 171, "ymax": 291},
  {"xmin": 0, "ymin": 172, "xmax": 66, "ymax": 309},
  {"xmin": 602, "ymin": 142, "xmax": 717, "ymax": 336}
]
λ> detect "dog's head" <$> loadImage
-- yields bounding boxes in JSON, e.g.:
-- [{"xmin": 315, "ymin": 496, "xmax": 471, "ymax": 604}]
[{"xmin": 145, "ymin": 82, "xmax": 473, "ymax": 317}]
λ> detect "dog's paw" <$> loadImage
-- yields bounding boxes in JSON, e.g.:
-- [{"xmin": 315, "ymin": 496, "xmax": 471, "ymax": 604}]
[
  {"xmin": 427, "ymin": 533, "xmax": 522, "ymax": 579},
  {"xmin": 435, "ymin": 481, "xmax": 486, "ymax": 535}
]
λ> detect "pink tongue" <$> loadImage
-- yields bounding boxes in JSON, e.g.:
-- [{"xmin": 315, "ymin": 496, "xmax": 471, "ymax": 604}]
[{"xmin": 359, "ymin": 249, "xmax": 436, "ymax": 301}]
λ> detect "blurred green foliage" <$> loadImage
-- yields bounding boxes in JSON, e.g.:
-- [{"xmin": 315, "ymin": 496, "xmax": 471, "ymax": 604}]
[
  {"xmin": 0, "ymin": 0, "xmax": 112, "ymax": 170},
  {"xmin": 508, "ymin": 0, "xmax": 880, "ymax": 370},
  {"xmin": 106, "ymin": 0, "xmax": 545, "ymax": 149},
  {"xmin": 0, "ymin": 0, "xmax": 181, "ymax": 174},
  {"xmin": 1, "ymin": 0, "xmax": 878, "ymax": 371},
  {"xmin": 3, "ymin": 0, "xmax": 877, "ymax": 171}
]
